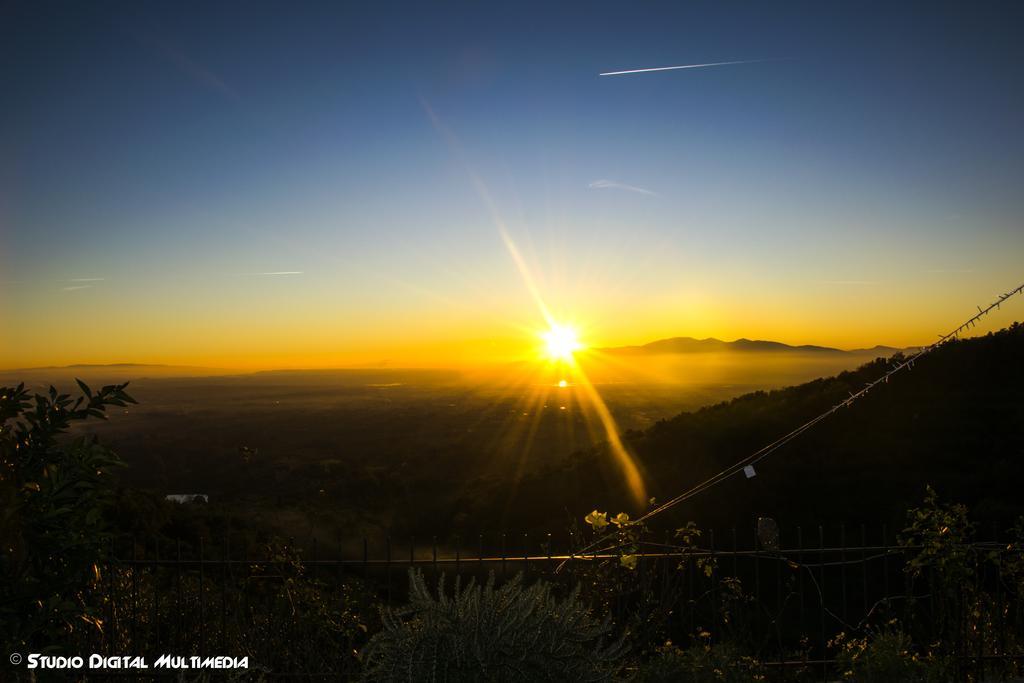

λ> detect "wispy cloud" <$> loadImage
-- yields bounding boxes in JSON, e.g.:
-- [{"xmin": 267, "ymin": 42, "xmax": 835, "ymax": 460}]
[
  {"xmin": 599, "ymin": 58, "xmax": 776, "ymax": 77},
  {"xmin": 925, "ymin": 268, "xmax": 974, "ymax": 274},
  {"xmin": 258, "ymin": 271, "xmax": 304, "ymax": 276},
  {"xmin": 62, "ymin": 277, "xmax": 104, "ymax": 291},
  {"xmin": 820, "ymin": 280, "xmax": 876, "ymax": 285},
  {"xmin": 589, "ymin": 179, "xmax": 658, "ymax": 196},
  {"xmin": 130, "ymin": 29, "xmax": 239, "ymax": 102}
]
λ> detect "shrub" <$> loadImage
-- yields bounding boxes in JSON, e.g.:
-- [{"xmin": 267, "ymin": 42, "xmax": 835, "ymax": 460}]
[
  {"xmin": 0, "ymin": 380, "xmax": 135, "ymax": 653},
  {"xmin": 635, "ymin": 637, "xmax": 767, "ymax": 682},
  {"xmin": 832, "ymin": 626, "xmax": 950, "ymax": 682},
  {"xmin": 361, "ymin": 570, "xmax": 625, "ymax": 682}
]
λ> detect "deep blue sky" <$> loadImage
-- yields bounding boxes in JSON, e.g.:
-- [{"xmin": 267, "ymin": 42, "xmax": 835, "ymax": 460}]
[{"xmin": 2, "ymin": 1, "xmax": 1023, "ymax": 367}]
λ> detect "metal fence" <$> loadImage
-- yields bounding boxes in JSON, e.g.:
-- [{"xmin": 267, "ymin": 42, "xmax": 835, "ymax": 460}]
[{"xmin": 90, "ymin": 522, "xmax": 1024, "ymax": 680}]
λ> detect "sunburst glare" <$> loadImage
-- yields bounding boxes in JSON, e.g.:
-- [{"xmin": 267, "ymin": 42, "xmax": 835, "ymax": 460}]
[{"xmin": 542, "ymin": 324, "xmax": 582, "ymax": 361}]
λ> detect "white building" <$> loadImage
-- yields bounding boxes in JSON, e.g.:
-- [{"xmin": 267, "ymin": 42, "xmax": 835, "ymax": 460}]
[{"xmin": 164, "ymin": 494, "xmax": 209, "ymax": 504}]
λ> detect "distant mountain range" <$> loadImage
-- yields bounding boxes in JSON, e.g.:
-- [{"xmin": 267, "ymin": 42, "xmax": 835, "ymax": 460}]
[
  {"xmin": 0, "ymin": 362, "xmax": 235, "ymax": 380},
  {"xmin": 596, "ymin": 337, "xmax": 912, "ymax": 356},
  {"xmin": 14, "ymin": 363, "xmax": 178, "ymax": 370},
  {"xmin": 1, "ymin": 337, "xmax": 918, "ymax": 377}
]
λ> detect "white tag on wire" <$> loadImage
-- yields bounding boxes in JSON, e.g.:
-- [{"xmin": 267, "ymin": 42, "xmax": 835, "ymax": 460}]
[{"xmin": 743, "ymin": 465, "xmax": 757, "ymax": 479}]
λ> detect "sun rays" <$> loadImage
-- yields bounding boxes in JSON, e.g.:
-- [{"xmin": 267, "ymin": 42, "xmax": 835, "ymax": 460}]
[
  {"xmin": 541, "ymin": 324, "xmax": 582, "ymax": 362},
  {"xmin": 496, "ymin": 236, "xmax": 648, "ymax": 508},
  {"xmin": 418, "ymin": 98, "xmax": 648, "ymax": 508}
]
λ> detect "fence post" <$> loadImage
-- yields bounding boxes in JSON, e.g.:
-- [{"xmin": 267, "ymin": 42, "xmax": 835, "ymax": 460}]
[
  {"xmin": 976, "ymin": 523, "xmax": 985, "ymax": 682},
  {"xmin": 242, "ymin": 536, "xmax": 250, "ymax": 660},
  {"xmin": 927, "ymin": 564, "xmax": 937, "ymax": 664},
  {"xmin": 995, "ymin": 521, "xmax": 1004, "ymax": 676},
  {"xmin": 904, "ymin": 528, "xmax": 913, "ymax": 625},
  {"xmin": 385, "ymin": 535, "xmax": 392, "ymax": 603},
  {"xmin": 637, "ymin": 529, "xmax": 646, "ymax": 609},
  {"xmin": 709, "ymin": 529, "xmax": 718, "ymax": 636},
  {"xmin": 154, "ymin": 536, "xmax": 160, "ymax": 653},
  {"xmin": 861, "ymin": 524, "xmax": 868, "ymax": 621},
  {"xmin": 730, "ymin": 527, "xmax": 738, "ymax": 651},
  {"xmin": 840, "ymin": 524, "xmax": 847, "ymax": 624},
  {"xmin": 176, "ymin": 539, "xmax": 183, "ymax": 654},
  {"xmin": 664, "ymin": 528, "xmax": 673, "ymax": 618},
  {"xmin": 731, "ymin": 527, "xmax": 738, "ymax": 579},
  {"xmin": 688, "ymin": 549, "xmax": 695, "ymax": 636},
  {"xmin": 776, "ymin": 525, "xmax": 784, "ymax": 677},
  {"xmin": 819, "ymin": 525, "xmax": 826, "ymax": 683},
  {"xmin": 797, "ymin": 527, "xmax": 806, "ymax": 669},
  {"xmin": 882, "ymin": 523, "xmax": 889, "ymax": 605},
  {"xmin": 131, "ymin": 536, "xmax": 138, "ymax": 653},
  {"xmin": 753, "ymin": 521, "xmax": 761, "ymax": 617},
  {"xmin": 199, "ymin": 535, "xmax": 205, "ymax": 658},
  {"xmin": 222, "ymin": 533, "xmax": 229, "ymax": 652},
  {"xmin": 107, "ymin": 537, "xmax": 115, "ymax": 655}
]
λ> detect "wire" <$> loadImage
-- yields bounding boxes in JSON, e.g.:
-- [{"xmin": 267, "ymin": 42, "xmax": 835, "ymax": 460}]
[{"xmin": 568, "ymin": 281, "xmax": 1024, "ymax": 561}]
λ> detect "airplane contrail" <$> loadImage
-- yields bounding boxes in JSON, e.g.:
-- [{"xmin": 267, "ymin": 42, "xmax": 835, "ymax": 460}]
[
  {"xmin": 589, "ymin": 179, "xmax": 658, "ymax": 196},
  {"xmin": 599, "ymin": 59, "xmax": 772, "ymax": 77}
]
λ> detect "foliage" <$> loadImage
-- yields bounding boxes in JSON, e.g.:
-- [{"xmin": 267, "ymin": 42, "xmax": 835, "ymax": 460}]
[
  {"xmin": 996, "ymin": 517, "xmax": 1024, "ymax": 600},
  {"xmin": 90, "ymin": 538, "xmax": 375, "ymax": 676},
  {"xmin": 898, "ymin": 485, "xmax": 977, "ymax": 649},
  {"xmin": 900, "ymin": 485, "xmax": 976, "ymax": 588},
  {"xmin": 831, "ymin": 624, "xmax": 950, "ymax": 682},
  {"xmin": 711, "ymin": 576, "xmax": 761, "ymax": 648},
  {"xmin": 582, "ymin": 507, "xmax": 646, "ymax": 571},
  {"xmin": 0, "ymin": 380, "xmax": 135, "ymax": 653},
  {"xmin": 360, "ymin": 569, "xmax": 625, "ymax": 682},
  {"xmin": 635, "ymin": 636, "xmax": 766, "ymax": 682},
  {"xmin": 243, "ymin": 540, "xmax": 374, "ymax": 672},
  {"xmin": 573, "ymin": 507, "xmax": 717, "ymax": 655}
]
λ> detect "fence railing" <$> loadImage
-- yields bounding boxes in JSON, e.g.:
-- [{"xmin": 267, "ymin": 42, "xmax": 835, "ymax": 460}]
[{"xmin": 88, "ymin": 523, "xmax": 1024, "ymax": 680}]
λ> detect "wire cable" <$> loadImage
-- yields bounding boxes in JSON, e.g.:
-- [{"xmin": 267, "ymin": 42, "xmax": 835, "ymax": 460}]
[{"xmin": 568, "ymin": 281, "xmax": 1024, "ymax": 561}]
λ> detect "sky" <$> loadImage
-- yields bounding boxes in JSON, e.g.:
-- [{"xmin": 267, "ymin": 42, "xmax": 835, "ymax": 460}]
[{"xmin": 1, "ymin": 1, "xmax": 1023, "ymax": 369}]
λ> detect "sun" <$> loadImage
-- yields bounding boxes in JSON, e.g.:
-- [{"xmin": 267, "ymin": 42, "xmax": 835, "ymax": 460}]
[{"xmin": 541, "ymin": 324, "xmax": 582, "ymax": 361}]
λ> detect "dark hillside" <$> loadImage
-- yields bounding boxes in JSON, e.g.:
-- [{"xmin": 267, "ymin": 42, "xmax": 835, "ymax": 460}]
[{"xmin": 496, "ymin": 324, "xmax": 1024, "ymax": 534}]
